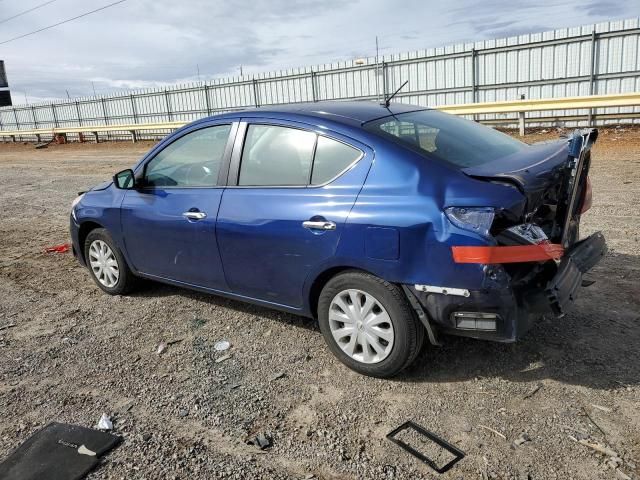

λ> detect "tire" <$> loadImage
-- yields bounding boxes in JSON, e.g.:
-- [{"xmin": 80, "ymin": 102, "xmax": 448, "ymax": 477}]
[
  {"xmin": 317, "ymin": 270, "xmax": 424, "ymax": 378},
  {"xmin": 84, "ymin": 228, "xmax": 136, "ymax": 295}
]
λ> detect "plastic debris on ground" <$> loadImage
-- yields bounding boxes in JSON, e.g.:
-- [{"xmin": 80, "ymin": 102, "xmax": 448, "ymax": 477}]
[
  {"xmin": 97, "ymin": 413, "xmax": 113, "ymax": 431},
  {"xmin": 0, "ymin": 422, "xmax": 121, "ymax": 480},
  {"xmin": 44, "ymin": 243, "xmax": 70, "ymax": 254}
]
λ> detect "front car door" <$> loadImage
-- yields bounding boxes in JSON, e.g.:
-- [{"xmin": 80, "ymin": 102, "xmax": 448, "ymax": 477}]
[
  {"xmin": 216, "ymin": 119, "xmax": 372, "ymax": 308},
  {"xmin": 120, "ymin": 122, "xmax": 236, "ymax": 290}
]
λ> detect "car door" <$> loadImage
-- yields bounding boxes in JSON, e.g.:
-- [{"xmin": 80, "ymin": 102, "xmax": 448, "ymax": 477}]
[
  {"xmin": 216, "ymin": 119, "xmax": 372, "ymax": 308},
  {"xmin": 120, "ymin": 122, "xmax": 236, "ymax": 290}
]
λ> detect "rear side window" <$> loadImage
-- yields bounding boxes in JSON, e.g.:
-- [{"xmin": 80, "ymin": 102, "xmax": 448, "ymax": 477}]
[
  {"xmin": 238, "ymin": 124, "xmax": 364, "ymax": 187},
  {"xmin": 239, "ymin": 125, "xmax": 316, "ymax": 186},
  {"xmin": 311, "ymin": 136, "xmax": 362, "ymax": 185},
  {"xmin": 145, "ymin": 125, "xmax": 231, "ymax": 187},
  {"xmin": 365, "ymin": 110, "xmax": 527, "ymax": 168}
]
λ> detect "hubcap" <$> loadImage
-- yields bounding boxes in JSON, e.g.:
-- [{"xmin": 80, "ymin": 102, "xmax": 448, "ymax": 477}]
[
  {"xmin": 328, "ymin": 289, "xmax": 395, "ymax": 364},
  {"xmin": 88, "ymin": 240, "xmax": 119, "ymax": 288}
]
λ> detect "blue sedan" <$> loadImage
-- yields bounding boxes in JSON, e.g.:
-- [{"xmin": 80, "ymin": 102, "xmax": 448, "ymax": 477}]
[{"xmin": 70, "ymin": 101, "xmax": 606, "ymax": 377}]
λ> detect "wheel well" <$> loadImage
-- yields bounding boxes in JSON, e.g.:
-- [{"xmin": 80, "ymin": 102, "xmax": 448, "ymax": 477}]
[
  {"xmin": 78, "ymin": 221, "xmax": 103, "ymax": 262},
  {"xmin": 308, "ymin": 266, "xmax": 364, "ymax": 319}
]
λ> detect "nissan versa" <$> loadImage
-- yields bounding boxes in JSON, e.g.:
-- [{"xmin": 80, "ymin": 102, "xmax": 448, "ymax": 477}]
[{"xmin": 70, "ymin": 101, "xmax": 606, "ymax": 377}]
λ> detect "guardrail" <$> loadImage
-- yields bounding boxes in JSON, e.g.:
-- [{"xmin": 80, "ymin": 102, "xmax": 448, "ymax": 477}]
[{"xmin": 1, "ymin": 92, "xmax": 639, "ymax": 142}]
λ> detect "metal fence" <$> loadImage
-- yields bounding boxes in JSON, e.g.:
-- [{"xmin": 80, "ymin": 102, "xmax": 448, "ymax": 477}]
[{"xmin": 1, "ymin": 17, "xmax": 639, "ymax": 140}]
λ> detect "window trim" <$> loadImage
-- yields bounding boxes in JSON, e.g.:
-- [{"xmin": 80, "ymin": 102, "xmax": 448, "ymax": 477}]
[
  {"xmin": 136, "ymin": 122, "xmax": 238, "ymax": 190},
  {"xmin": 227, "ymin": 120, "xmax": 365, "ymax": 189}
]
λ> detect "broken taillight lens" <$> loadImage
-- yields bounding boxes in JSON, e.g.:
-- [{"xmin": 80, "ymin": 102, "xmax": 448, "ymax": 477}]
[{"xmin": 579, "ymin": 176, "xmax": 592, "ymax": 214}]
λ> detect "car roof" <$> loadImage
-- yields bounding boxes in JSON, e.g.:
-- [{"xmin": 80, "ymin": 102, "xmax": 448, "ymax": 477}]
[{"xmin": 212, "ymin": 100, "xmax": 427, "ymax": 127}]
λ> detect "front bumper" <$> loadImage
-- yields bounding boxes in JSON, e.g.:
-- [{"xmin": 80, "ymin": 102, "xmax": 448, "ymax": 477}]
[{"xmin": 411, "ymin": 232, "xmax": 607, "ymax": 342}]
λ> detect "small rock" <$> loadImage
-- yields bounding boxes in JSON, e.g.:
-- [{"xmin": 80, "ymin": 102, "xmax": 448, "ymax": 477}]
[
  {"xmin": 156, "ymin": 342, "xmax": 167, "ymax": 355},
  {"xmin": 178, "ymin": 409, "xmax": 189, "ymax": 418},
  {"xmin": 142, "ymin": 433, "xmax": 152, "ymax": 442},
  {"xmin": 214, "ymin": 340, "xmax": 230, "ymax": 351},
  {"xmin": 270, "ymin": 372, "xmax": 286, "ymax": 381},
  {"xmin": 460, "ymin": 421, "xmax": 472, "ymax": 433},
  {"xmin": 249, "ymin": 433, "xmax": 272, "ymax": 450},
  {"xmin": 512, "ymin": 432, "xmax": 530, "ymax": 448}
]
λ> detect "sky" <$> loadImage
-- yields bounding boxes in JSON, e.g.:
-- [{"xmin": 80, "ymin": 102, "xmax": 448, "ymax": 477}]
[{"xmin": 0, "ymin": 0, "xmax": 637, "ymax": 104}]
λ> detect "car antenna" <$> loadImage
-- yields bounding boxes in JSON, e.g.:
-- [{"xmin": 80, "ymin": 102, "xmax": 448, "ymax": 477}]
[{"xmin": 382, "ymin": 80, "xmax": 408, "ymax": 108}]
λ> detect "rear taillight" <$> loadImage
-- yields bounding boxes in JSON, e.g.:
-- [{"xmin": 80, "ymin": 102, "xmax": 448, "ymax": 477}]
[{"xmin": 579, "ymin": 176, "xmax": 592, "ymax": 214}]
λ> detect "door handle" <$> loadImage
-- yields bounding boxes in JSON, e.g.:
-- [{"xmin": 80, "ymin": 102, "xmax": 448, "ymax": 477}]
[
  {"xmin": 183, "ymin": 211, "xmax": 207, "ymax": 220},
  {"xmin": 302, "ymin": 220, "xmax": 336, "ymax": 231}
]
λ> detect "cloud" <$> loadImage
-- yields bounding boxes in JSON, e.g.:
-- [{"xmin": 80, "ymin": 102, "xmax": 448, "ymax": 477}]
[
  {"xmin": 584, "ymin": 0, "xmax": 629, "ymax": 17},
  {"xmin": 0, "ymin": 0, "xmax": 636, "ymax": 103}
]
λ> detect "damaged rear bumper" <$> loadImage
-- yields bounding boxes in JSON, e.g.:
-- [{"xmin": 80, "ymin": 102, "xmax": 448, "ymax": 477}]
[{"xmin": 411, "ymin": 232, "xmax": 607, "ymax": 342}]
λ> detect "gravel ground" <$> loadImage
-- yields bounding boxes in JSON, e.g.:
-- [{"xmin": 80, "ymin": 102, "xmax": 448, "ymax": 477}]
[{"xmin": 0, "ymin": 127, "xmax": 638, "ymax": 479}]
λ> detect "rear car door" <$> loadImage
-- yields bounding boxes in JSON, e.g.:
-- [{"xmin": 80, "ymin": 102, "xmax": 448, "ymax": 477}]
[
  {"xmin": 216, "ymin": 119, "xmax": 372, "ymax": 308},
  {"xmin": 120, "ymin": 122, "xmax": 236, "ymax": 289}
]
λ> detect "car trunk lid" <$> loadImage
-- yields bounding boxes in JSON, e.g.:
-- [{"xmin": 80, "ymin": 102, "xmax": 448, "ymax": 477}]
[
  {"xmin": 461, "ymin": 140, "xmax": 568, "ymax": 196},
  {"xmin": 462, "ymin": 130, "xmax": 598, "ymax": 246}
]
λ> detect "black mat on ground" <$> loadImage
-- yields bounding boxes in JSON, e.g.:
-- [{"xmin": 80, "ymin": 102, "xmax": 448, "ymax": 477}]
[{"xmin": 0, "ymin": 422, "xmax": 121, "ymax": 480}]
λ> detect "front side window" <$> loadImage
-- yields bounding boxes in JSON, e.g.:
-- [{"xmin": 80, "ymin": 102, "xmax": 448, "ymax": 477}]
[
  {"xmin": 365, "ymin": 110, "xmax": 527, "ymax": 168},
  {"xmin": 144, "ymin": 124, "xmax": 231, "ymax": 187},
  {"xmin": 239, "ymin": 125, "xmax": 316, "ymax": 186}
]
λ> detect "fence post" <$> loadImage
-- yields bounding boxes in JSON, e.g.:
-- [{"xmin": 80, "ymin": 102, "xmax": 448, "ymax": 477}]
[
  {"xmin": 588, "ymin": 30, "xmax": 598, "ymax": 126},
  {"xmin": 130, "ymin": 95, "xmax": 138, "ymax": 124},
  {"xmin": 164, "ymin": 90, "xmax": 173, "ymax": 121},
  {"xmin": 518, "ymin": 112, "xmax": 526, "ymax": 136},
  {"xmin": 74, "ymin": 101, "xmax": 82, "ymax": 127},
  {"xmin": 252, "ymin": 78, "xmax": 260, "ymax": 107},
  {"xmin": 310, "ymin": 70, "xmax": 317, "ymax": 102},
  {"xmin": 471, "ymin": 48, "xmax": 478, "ymax": 122},
  {"xmin": 100, "ymin": 98, "xmax": 109, "ymax": 141},
  {"xmin": 99, "ymin": 98, "xmax": 108, "ymax": 124},
  {"xmin": 203, "ymin": 85, "xmax": 212, "ymax": 115},
  {"xmin": 381, "ymin": 61, "xmax": 388, "ymax": 102},
  {"xmin": 30, "ymin": 106, "xmax": 38, "ymax": 129},
  {"xmin": 51, "ymin": 104, "xmax": 59, "ymax": 128},
  {"xmin": 12, "ymin": 107, "xmax": 19, "ymax": 132}
]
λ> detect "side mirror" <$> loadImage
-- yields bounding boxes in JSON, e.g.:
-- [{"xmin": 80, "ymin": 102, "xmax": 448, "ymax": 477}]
[{"xmin": 113, "ymin": 169, "xmax": 136, "ymax": 189}]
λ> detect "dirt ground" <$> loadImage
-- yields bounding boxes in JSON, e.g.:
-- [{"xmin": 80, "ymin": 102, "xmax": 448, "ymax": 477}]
[{"xmin": 0, "ymin": 127, "xmax": 638, "ymax": 480}]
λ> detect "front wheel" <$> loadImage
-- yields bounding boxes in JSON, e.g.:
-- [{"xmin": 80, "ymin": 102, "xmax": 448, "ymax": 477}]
[
  {"xmin": 84, "ymin": 228, "xmax": 136, "ymax": 295},
  {"xmin": 317, "ymin": 270, "xmax": 424, "ymax": 378}
]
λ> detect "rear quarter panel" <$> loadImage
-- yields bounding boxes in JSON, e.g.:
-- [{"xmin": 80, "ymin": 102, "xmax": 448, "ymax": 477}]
[{"xmin": 316, "ymin": 139, "xmax": 526, "ymax": 293}]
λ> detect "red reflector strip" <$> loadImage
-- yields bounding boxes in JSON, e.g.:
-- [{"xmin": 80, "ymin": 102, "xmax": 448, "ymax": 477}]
[{"xmin": 452, "ymin": 243, "xmax": 564, "ymax": 264}]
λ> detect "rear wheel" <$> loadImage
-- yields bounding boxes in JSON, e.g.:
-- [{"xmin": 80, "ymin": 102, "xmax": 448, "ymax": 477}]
[
  {"xmin": 84, "ymin": 228, "xmax": 136, "ymax": 295},
  {"xmin": 317, "ymin": 270, "xmax": 424, "ymax": 378}
]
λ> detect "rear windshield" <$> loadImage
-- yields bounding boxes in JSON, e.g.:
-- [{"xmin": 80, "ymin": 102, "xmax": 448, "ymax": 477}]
[{"xmin": 364, "ymin": 110, "xmax": 527, "ymax": 168}]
